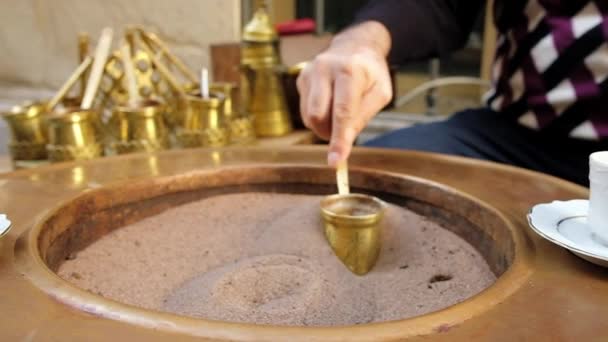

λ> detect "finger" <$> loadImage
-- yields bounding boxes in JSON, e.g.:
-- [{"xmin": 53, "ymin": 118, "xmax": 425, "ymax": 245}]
[
  {"xmin": 296, "ymin": 69, "xmax": 311, "ymax": 129},
  {"xmin": 328, "ymin": 68, "xmax": 365, "ymax": 167},
  {"xmin": 306, "ymin": 70, "xmax": 332, "ymax": 140}
]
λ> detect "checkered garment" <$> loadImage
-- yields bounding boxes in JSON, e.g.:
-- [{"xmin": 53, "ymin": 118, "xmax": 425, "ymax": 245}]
[{"xmin": 486, "ymin": 0, "xmax": 608, "ymax": 140}]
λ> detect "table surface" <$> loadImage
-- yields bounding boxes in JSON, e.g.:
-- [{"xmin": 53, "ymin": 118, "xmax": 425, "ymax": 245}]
[
  {"xmin": 0, "ymin": 130, "xmax": 318, "ymax": 174},
  {"xmin": 1, "ymin": 146, "xmax": 605, "ymax": 342}
]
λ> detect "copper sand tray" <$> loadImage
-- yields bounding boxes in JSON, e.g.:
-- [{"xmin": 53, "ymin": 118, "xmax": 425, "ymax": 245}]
[{"xmin": 1, "ymin": 146, "xmax": 605, "ymax": 341}]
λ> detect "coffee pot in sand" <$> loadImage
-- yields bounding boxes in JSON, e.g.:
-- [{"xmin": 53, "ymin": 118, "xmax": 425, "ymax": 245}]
[{"xmin": 321, "ymin": 161, "xmax": 386, "ymax": 275}]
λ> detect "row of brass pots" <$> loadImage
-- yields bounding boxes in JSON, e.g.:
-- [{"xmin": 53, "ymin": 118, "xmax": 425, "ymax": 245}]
[
  {"xmin": 2, "ymin": 88, "xmax": 256, "ymax": 166},
  {"xmin": 3, "ymin": 59, "xmax": 309, "ymax": 167}
]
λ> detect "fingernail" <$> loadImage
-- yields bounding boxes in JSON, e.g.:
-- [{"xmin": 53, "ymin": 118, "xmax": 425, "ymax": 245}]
[
  {"xmin": 327, "ymin": 152, "xmax": 341, "ymax": 167},
  {"xmin": 310, "ymin": 112, "xmax": 323, "ymax": 121}
]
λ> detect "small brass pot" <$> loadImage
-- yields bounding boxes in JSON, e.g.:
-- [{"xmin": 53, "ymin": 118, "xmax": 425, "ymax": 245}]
[
  {"xmin": 109, "ymin": 99, "xmax": 170, "ymax": 154},
  {"xmin": 164, "ymin": 96, "xmax": 188, "ymax": 130},
  {"xmin": 209, "ymin": 82, "xmax": 256, "ymax": 145},
  {"xmin": 210, "ymin": 82, "xmax": 237, "ymax": 120},
  {"xmin": 2, "ymin": 101, "xmax": 49, "ymax": 161},
  {"xmin": 320, "ymin": 193, "xmax": 386, "ymax": 275},
  {"xmin": 177, "ymin": 94, "xmax": 229, "ymax": 148},
  {"xmin": 228, "ymin": 115, "xmax": 257, "ymax": 145},
  {"xmin": 47, "ymin": 108, "xmax": 104, "ymax": 162}
]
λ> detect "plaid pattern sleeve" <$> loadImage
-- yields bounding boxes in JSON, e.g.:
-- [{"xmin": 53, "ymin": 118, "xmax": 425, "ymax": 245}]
[{"xmin": 486, "ymin": 0, "xmax": 608, "ymax": 141}]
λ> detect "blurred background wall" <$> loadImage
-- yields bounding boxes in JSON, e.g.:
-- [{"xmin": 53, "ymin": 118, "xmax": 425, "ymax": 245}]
[{"xmin": 0, "ymin": 0, "xmax": 241, "ymax": 90}]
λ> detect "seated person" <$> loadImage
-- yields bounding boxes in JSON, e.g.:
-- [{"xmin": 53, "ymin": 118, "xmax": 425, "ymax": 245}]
[{"xmin": 297, "ymin": 0, "xmax": 608, "ymax": 186}]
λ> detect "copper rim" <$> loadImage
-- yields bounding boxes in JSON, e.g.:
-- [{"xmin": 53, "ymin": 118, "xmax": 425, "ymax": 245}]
[{"xmin": 13, "ymin": 164, "xmax": 530, "ymax": 340}]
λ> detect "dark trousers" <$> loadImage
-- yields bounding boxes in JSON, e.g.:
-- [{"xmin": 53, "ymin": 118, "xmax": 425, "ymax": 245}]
[{"xmin": 364, "ymin": 108, "xmax": 608, "ymax": 186}]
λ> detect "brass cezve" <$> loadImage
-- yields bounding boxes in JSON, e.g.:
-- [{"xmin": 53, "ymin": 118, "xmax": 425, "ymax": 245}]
[
  {"xmin": 320, "ymin": 193, "xmax": 386, "ymax": 275},
  {"xmin": 46, "ymin": 109, "xmax": 104, "ymax": 162},
  {"xmin": 109, "ymin": 99, "xmax": 170, "ymax": 154},
  {"xmin": 177, "ymin": 94, "xmax": 229, "ymax": 148},
  {"xmin": 2, "ymin": 102, "xmax": 49, "ymax": 161}
]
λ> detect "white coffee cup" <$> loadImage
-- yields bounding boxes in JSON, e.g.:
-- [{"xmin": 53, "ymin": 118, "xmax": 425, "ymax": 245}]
[{"xmin": 589, "ymin": 151, "xmax": 608, "ymax": 245}]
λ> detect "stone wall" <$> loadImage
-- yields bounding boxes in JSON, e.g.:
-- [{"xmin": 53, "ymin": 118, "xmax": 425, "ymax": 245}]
[{"xmin": 0, "ymin": 0, "xmax": 241, "ymax": 90}]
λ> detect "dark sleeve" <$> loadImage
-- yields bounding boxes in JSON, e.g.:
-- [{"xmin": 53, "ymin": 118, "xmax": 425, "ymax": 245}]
[{"xmin": 353, "ymin": 0, "xmax": 485, "ymax": 65}]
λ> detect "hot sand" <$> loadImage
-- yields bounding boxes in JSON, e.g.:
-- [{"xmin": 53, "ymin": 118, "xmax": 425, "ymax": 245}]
[{"xmin": 58, "ymin": 192, "xmax": 496, "ymax": 326}]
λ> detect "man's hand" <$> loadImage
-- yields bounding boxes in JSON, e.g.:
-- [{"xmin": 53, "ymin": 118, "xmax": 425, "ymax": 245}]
[{"xmin": 297, "ymin": 21, "xmax": 393, "ymax": 167}]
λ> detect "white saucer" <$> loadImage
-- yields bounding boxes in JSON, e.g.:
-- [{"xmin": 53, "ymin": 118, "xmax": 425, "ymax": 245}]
[
  {"xmin": 527, "ymin": 200, "xmax": 608, "ymax": 267},
  {"xmin": 0, "ymin": 214, "xmax": 11, "ymax": 238}
]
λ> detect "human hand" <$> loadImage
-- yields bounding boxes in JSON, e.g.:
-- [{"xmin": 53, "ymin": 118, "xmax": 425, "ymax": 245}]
[{"xmin": 297, "ymin": 21, "xmax": 393, "ymax": 167}]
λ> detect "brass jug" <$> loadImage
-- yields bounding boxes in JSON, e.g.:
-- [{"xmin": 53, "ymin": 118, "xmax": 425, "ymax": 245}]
[
  {"xmin": 240, "ymin": 3, "xmax": 293, "ymax": 137},
  {"xmin": 240, "ymin": 65, "xmax": 293, "ymax": 137}
]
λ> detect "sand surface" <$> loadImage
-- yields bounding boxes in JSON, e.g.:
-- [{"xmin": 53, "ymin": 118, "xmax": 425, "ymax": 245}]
[{"xmin": 58, "ymin": 192, "xmax": 496, "ymax": 326}]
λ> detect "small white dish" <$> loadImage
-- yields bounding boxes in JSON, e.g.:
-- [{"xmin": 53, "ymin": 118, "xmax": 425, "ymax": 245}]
[
  {"xmin": 0, "ymin": 214, "xmax": 11, "ymax": 238},
  {"xmin": 527, "ymin": 199, "xmax": 608, "ymax": 267}
]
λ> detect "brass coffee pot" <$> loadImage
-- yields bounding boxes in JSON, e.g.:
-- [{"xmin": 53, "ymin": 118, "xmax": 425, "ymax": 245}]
[{"xmin": 240, "ymin": 2, "xmax": 293, "ymax": 137}]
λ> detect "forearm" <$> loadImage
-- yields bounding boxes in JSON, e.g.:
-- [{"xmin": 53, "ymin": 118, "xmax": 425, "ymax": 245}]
[
  {"xmin": 353, "ymin": 0, "xmax": 485, "ymax": 65},
  {"xmin": 329, "ymin": 21, "xmax": 391, "ymax": 59}
]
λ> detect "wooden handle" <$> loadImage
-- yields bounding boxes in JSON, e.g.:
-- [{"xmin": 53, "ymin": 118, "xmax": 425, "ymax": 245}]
[
  {"xmin": 139, "ymin": 42, "xmax": 186, "ymax": 98},
  {"xmin": 77, "ymin": 32, "xmax": 90, "ymax": 98},
  {"xmin": 139, "ymin": 30, "xmax": 198, "ymax": 84},
  {"xmin": 120, "ymin": 43, "xmax": 140, "ymax": 105},
  {"xmin": 47, "ymin": 56, "xmax": 93, "ymax": 111},
  {"xmin": 200, "ymin": 68, "xmax": 209, "ymax": 99},
  {"xmin": 81, "ymin": 28, "xmax": 114, "ymax": 110},
  {"xmin": 336, "ymin": 160, "xmax": 350, "ymax": 195}
]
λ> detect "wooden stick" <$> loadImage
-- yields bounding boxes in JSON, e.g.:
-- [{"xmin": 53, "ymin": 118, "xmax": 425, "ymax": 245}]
[
  {"xmin": 336, "ymin": 160, "xmax": 350, "ymax": 195},
  {"xmin": 81, "ymin": 28, "xmax": 114, "ymax": 110},
  {"xmin": 47, "ymin": 56, "xmax": 93, "ymax": 111},
  {"xmin": 120, "ymin": 42, "xmax": 140, "ymax": 105},
  {"xmin": 138, "ymin": 30, "xmax": 198, "ymax": 84},
  {"xmin": 77, "ymin": 32, "xmax": 90, "ymax": 98},
  {"xmin": 200, "ymin": 68, "xmax": 209, "ymax": 99},
  {"xmin": 139, "ymin": 42, "xmax": 186, "ymax": 98},
  {"xmin": 125, "ymin": 27, "xmax": 137, "ymax": 51}
]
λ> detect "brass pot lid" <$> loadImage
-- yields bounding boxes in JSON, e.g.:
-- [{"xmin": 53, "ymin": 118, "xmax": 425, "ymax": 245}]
[{"xmin": 242, "ymin": 5, "xmax": 277, "ymax": 43}]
